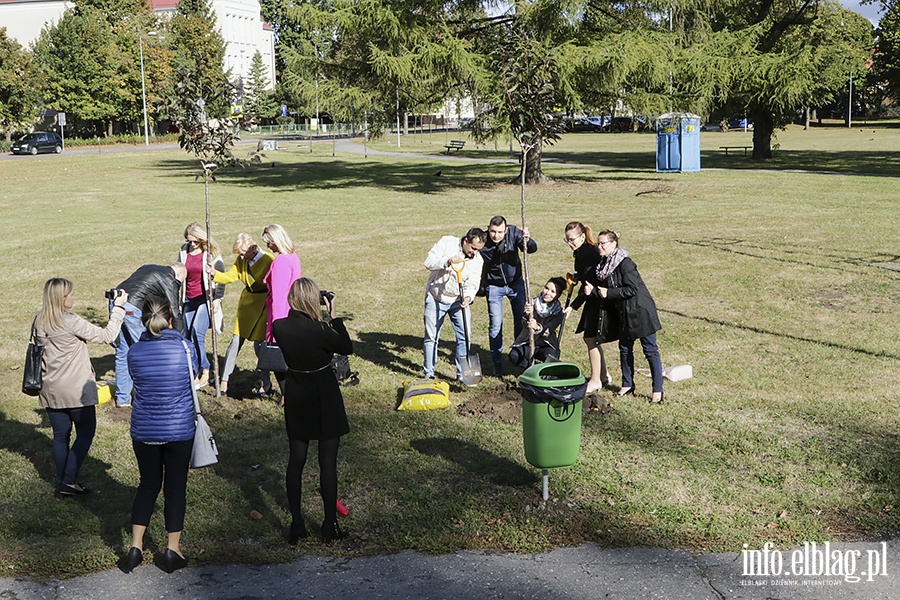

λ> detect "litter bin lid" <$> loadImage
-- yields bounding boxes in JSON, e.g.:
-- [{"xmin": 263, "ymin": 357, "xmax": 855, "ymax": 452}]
[{"xmin": 518, "ymin": 362, "xmax": 585, "ymax": 388}]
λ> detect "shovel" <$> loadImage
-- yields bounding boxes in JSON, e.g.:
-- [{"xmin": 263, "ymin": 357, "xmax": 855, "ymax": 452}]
[{"xmin": 451, "ymin": 261, "xmax": 483, "ymax": 386}]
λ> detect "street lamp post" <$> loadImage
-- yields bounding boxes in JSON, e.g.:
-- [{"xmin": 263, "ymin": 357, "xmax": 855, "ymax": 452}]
[
  {"xmin": 847, "ymin": 69, "xmax": 853, "ymax": 129},
  {"xmin": 140, "ymin": 31, "xmax": 157, "ymax": 145}
]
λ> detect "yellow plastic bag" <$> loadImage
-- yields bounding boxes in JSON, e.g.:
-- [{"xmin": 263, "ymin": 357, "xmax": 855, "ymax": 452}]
[
  {"xmin": 398, "ymin": 379, "xmax": 451, "ymax": 411},
  {"xmin": 97, "ymin": 381, "xmax": 116, "ymax": 405}
]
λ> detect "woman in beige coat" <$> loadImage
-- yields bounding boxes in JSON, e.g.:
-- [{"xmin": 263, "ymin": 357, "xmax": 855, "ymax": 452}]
[{"xmin": 34, "ymin": 278, "xmax": 128, "ymax": 495}]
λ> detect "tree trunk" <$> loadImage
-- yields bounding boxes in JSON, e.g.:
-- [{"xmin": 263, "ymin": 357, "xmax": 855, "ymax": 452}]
[
  {"xmin": 518, "ymin": 135, "xmax": 552, "ymax": 184},
  {"xmin": 750, "ymin": 110, "xmax": 774, "ymax": 160}
]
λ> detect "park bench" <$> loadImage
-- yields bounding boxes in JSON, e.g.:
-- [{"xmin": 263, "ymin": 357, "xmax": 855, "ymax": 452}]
[
  {"xmin": 444, "ymin": 140, "xmax": 466, "ymax": 154},
  {"xmin": 720, "ymin": 145, "xmax": 751, "ymax": 156}
]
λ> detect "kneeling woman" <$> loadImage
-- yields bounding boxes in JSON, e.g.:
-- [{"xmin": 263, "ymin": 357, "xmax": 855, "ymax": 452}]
[
  {"xmin": 509, "ymin": 277, "xmax": 567, "ymax": 367},
  {"xmin": 273, "ymin": 278, "xmax": 353, "ymax": 544},
  {"xmin": 121, "ymin": 299, "xmax": 197, "ymax": 574}
]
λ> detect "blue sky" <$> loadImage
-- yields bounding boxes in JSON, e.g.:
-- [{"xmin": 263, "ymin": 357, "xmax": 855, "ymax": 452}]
[{"xmin": 841, "ymin": 0, "xmax": 883, "ymax": 24}]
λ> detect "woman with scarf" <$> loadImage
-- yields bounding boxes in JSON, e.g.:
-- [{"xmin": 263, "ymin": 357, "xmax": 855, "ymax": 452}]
[
  {"xmin": 585, "ymin": 230, "xmax": 664, "ymax": 404},
  {"xmin": 508, "ymin": 277, "xmax": 566, "ymax": 367}
]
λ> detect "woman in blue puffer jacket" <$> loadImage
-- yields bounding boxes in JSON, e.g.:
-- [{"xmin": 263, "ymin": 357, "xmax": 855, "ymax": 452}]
[{"xmin": 119, "ymin": 298, "xmax": 197, "ymax": 574}]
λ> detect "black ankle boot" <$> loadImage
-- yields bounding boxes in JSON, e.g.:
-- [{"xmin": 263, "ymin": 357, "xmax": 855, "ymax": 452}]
[
  {"xmin": 321, "ymin": 520, "xmax": 348, "ymax": 543},
  {"xmin": 289, "ymin": 520, "xmax": 309, "ymax": 545}
]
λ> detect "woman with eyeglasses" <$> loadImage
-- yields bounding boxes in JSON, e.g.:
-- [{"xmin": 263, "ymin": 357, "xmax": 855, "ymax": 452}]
[
  {"xmin": 562, "ymin": 221, "xmax": 616, "ymax": 393},
  {"xmin": 586, "ymin": 230, "xmax": 664, "ymax": 404},
  {"xmin": 33, "ymin": 278, "xmax": 128, "ymax": 496},
  {"xmin": 260, "ymin": 224, "xmax": 302, "ymax": 397},
  {"xmin": 178, "ymin": 222, "xmax": 225, "ymax": 390}
]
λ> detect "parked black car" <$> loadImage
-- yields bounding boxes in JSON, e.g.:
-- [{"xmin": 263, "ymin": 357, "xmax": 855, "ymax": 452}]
[
  {"xmin": 566, "ymin": 117, "xmax": 604, "ymax": 132},
  {"xmin": 11, "ymin": 132, "xmax": 63, "ymax": 155}
]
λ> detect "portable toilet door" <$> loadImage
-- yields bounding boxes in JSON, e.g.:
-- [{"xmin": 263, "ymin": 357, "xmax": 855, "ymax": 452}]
[{"xmin": 656, "ymin": 113, "xmax": 701, "ymax": 173}]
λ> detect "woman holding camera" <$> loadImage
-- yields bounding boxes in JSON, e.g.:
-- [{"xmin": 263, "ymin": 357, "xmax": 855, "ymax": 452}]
[
  {"xmin": 120, "ymin": 299, "xmax": 197, "ymax": 574},
  {"xmin": 33, "ymin": 278, "xmax": 128, "ymax": 495},
  {"xmin": 272, "ymin": 278, "xmax": 352, "ymax": 544},
  {"xmin": 178, "ymin": 222, "xmax": 225, "ymax": 389}
]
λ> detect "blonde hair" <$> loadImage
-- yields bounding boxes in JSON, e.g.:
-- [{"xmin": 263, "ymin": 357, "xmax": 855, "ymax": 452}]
[
  {"xmin": 287, "ymin": 278, "xmax": 323, "ymax": 321},
  {"xmin": 169, "ymin": 262, "xmax": 187, "ymax": 282},
  {"xmin": 565, "ymin": 221, "xmax": 595, "ymax": 246},
  {"xmin": 261, "ymin": 223, "xmax": 295, "ymax": 255},
  {"xmin": 184, "ymin": 221, "xmax": 220, "ymax": 257},
  {"xmin": 35, "ymin": 278, "xmax": 73, "ymax": 331},
  {"xmin": 232, "ymin": 232, "xmax": 256, "ymax": 255},
  {"xmin": 141, "ymin": 298, "xmax": 173, "ymax": 336}
]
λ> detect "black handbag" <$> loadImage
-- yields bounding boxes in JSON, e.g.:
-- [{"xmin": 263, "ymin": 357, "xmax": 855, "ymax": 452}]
[
  {"xmin": 22, "ymin": 321, "xmax": 43, "ymax": 396},
  {"xmin": 331, "ymin": 355, "xmax": 359, "ymax": 387},
  {"xmin": 257, "ymin": 342, "xmax": 287, "ymax": 372}
]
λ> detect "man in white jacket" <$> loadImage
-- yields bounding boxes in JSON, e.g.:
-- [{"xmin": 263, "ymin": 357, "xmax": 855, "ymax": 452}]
[{"xmin": 423, "ymin": 228, "xmax": 487, "ymax": 381}]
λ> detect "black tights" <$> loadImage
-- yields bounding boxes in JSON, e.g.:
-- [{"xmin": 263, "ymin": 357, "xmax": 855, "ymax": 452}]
[{"xmin": 286, "ymin": 437, "xmax": 340, "ymax": 525}]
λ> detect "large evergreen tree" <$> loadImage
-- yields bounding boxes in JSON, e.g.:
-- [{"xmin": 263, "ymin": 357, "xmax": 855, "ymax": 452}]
[
  {"xmin": 168, "ymin": 0, "xmax": 230, "ymax": 119},
  {"xmin": 244, "ymin": 50, "xmax": 277, "ymax": 123}
]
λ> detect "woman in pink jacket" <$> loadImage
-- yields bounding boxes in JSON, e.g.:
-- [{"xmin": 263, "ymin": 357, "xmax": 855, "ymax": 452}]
[{"xmin": 260, "ymin": 224, "xmax": 301, "ymax": 397}]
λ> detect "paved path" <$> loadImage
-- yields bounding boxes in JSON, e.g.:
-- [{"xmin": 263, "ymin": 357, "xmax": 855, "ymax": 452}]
[{"xmin": 2, "ymin": 539, "xmax": 897, "ymax": 599}]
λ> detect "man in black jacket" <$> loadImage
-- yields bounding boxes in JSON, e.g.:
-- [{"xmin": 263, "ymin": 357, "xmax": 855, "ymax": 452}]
[
  {"xmin": 479, "ymin": 216, "xmax": 537, "ymax": 376},
  {"xmin": 111, "ymin": 263, "xmax": 186, "ymax": 407}
]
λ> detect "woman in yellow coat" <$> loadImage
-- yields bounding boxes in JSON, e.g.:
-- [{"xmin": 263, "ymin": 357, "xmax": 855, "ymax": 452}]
[{"xmin": 211, "ymin": 233, "xmax": 274, "ymax": 396}]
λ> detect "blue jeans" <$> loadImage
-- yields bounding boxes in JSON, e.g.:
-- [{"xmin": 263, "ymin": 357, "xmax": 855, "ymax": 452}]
[
  {"xmin": 47, "ymin": 406, "xmax": 96, "ymax": 485},
  {"xmin": 619, "ymin": 332, "xmax": 663, "ymax": 393},
  {"xmin": 486, "ymin": 280, "xmax": 527, "ymax": 367},
  {"xmin": 113, "ymin": 300, "xmax": 145, "ymax": 406},
  {"xmin": 423, "ymin": 294, "xmax": 469, "ymax": 379},
  {"xmin": 183, "ymin": 296, "xmax": 211, "ymax": 371}
]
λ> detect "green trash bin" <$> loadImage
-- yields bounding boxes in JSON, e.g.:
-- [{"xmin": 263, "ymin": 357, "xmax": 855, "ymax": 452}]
[{"xmin": 519, "ymin": 362, "xmax": 586, "ymax": 469}]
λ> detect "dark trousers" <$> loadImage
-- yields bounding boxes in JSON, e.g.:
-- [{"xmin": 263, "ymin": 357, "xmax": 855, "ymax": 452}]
[
  {"xmin": 619, "ymin": 332, "xmax": 663, "ymax": 393},
  {"xmin": 131, "ymin": 439, "xmax": 193, "ymax": 532},
  {"xmin": 47, "ymin": 406, "xmax": 96, "ymax": 485}
]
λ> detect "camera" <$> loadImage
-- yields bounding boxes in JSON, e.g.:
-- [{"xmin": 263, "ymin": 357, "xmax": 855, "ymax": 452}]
[
  {"xmin": 319, "ymin": 290, "xmax": 335, "ymax": 305},
  {"xmin": 105, "ymin": 288, "xmax": 124, "ymax": 300}
]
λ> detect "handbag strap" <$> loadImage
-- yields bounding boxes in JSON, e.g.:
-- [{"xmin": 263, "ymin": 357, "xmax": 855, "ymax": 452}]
[
  {"xmin": 181, "ymin": 339, "xmax": 202, "ymax": 416},
  {"xmin": 30, "ymin": 317, "xmax": 41, "ymax": 345}
]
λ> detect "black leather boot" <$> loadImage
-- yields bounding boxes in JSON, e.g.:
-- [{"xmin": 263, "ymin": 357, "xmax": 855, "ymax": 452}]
[{"xmin": 289, "ymin": 520, "xmax": 309, "ymax": 545}]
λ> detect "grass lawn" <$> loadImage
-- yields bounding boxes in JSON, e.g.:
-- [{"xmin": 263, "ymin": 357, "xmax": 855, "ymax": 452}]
[{"xmin": 0, "ymin": 130, "xmax": 898, "ymax": 579}]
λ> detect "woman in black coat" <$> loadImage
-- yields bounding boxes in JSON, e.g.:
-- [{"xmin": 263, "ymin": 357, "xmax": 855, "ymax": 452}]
[
  {"xmin": 272, "ymin": 278, "xmax": 353, "ymax": 544},
  {"xmin": 562, "ymin": 221, "xmax": 615, "ymax": 393},
  {"xmin": 587, "ymin": 230, "xmax": 664, "ymax": 404}
]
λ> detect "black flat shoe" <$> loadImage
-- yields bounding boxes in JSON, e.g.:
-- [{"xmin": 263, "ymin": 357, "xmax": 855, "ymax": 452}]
[
  {"xmin": 321, "ymin": 520, "xmax": 348, "ymax": 543},
  {"xmin": 58, "ymin": 482, "xmax": 90, "ymax": 496},
  {"xmin": 616, "ymin": 387, "xmax": 634, "ymax": 397},
  {"xmin": 289, "ymin": 520, "xmax": 309, "ymax": 545},
  {"xmin": 161, "ymin": 548, "xmax": 188, "ymax": 573},
  {"xmin": 119, "ymin": 546, "xmax": 143, "ymax": 573}
]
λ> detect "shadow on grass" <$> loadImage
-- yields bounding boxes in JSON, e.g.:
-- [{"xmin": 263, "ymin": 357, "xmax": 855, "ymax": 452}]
[
  {"xmin": 410, "ymin": 437, "xmax": 535, "ymax": 486},
  {"xmin": 355, "ymin": 330, "xmax": 488, "ymax": 380},
  {"xmin": 0, "ymin": 409, "xmax": 137, "ymax": 557},
  {"xmin": 677, "ymin": 238, "xmax": 900, "ymax": 277},
  {"xmin": 153, "ymin": 156, "xmax": 506, "ymax": 194}
]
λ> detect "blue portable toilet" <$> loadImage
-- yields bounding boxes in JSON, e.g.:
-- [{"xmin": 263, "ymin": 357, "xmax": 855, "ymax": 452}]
[{"xmin": 656, "ymin": 113, "xmax": 701, "ymax": 173}]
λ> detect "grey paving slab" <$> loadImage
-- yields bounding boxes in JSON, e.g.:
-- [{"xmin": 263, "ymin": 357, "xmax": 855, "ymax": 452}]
[{"xmin": 3, "ymin": 540, "xmax": 897, "ymax": 600}]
